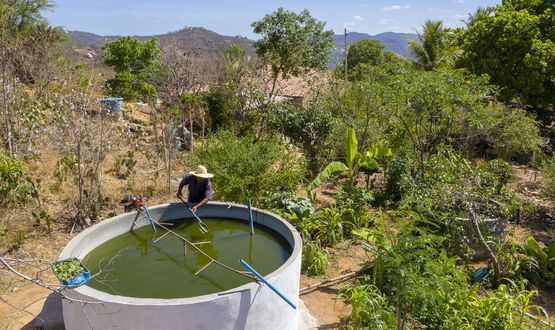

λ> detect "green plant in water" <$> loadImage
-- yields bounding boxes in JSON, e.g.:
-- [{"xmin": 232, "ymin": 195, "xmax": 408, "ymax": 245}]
[
  {"xmin": 302, "ymin": 241, "xmax": 331, "ymax": 276},
  {"xmin": 53, "ymin": 258, "xmax": 85, "ymax": 282}
]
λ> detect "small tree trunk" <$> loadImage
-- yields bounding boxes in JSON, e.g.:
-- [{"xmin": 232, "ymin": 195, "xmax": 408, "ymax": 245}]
[
  {"xmin": 466, "ymin": 203, "xmax": 501, "ymax": 284},
  {"xmin": 1, "ymin": 60, "xmax": 14, "ymax": 155}
]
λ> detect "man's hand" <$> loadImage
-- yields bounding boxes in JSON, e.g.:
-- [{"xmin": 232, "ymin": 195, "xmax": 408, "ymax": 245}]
[
  {"xmin": 176, "ymin": 191, "xmax": 183, "ymax": 199},
  {"xmin": 191, "ymin": 205, "xmax": 198, "ymax": 213}
]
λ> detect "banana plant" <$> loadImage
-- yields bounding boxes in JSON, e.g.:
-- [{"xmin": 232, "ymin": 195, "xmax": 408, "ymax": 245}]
[{"xmin": 308, "ymin": 128, "xmax": 392, "ymax": 191}]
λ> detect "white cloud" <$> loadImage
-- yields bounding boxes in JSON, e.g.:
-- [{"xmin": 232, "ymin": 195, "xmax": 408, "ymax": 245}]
[
  {"xmin": 453, "ymin": 14, "xmax": 466, "ymax": 18},
  {"xmin": 380, "ymin": 18, "xmax": 394, "ymax": 24},
  {"xmin": 382, "ymin": 5, "xmax": 410, "ymax": 11},
  {"xmin": 353, "ymin": 15, "xmax": 363, "ymax": 21},
  {"xmin": 452, "ymin": 0, "xmax": 465, "ymax": 3}
]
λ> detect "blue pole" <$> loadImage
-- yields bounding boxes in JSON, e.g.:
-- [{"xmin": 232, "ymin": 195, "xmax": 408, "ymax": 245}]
[
  {"xmin": 239, "ymin": 259, "xmax": 297, "ymax": 309},
  {"xmin": 247, "ymin": 198, "xmax": 254, "ymax": 235},
  {"xmin": 141, "ymin": 205, "xmax": 157, "ymax": 233}
]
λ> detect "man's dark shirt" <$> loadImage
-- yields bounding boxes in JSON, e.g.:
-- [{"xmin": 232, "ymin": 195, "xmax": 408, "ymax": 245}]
[{"xmin": 179, "ymin": 174, "xmax": 213, "ymax": 203}]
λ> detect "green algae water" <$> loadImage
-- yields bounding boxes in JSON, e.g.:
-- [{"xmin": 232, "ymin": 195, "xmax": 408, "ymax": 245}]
[{"xmin": 82, "ymin": 218, "xmax": 291, "ymax": 299}]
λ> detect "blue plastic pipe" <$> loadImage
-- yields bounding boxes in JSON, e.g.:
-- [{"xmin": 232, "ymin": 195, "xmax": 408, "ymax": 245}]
[
  {"xmin": 141, "ymin": 204, "xmax": 157, "ymax": 233},
  {"xmin": 239, "ymin": 259, "xmax": 297, "ymax": 309},
  {"xmin": 247, "ymin": 198, "xmax": 254, "ymax": 235}
]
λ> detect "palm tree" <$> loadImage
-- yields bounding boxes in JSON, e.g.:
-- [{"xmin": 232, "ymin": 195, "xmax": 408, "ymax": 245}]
[{"xmin": 407, "ymin": 20, "xmax": 451, "ymax": 71}]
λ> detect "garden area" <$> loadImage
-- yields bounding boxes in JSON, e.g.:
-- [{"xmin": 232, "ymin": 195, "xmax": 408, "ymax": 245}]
[{"xmin": 1, "ymin": 1, "xmax": 555, "ymax": 329}]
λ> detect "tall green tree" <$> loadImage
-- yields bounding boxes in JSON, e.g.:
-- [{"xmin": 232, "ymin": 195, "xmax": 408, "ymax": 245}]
[
  {"xmin": 252, "ymin": 8, "xmax": 335, "ymax": 100},
  {"xmin": 459, "ymin": 0, "xmax": 555, "ymax": 108},
  {"xmin": 407, "ymin": 20, "xmax": 453, "ymax": 71},
  {"xmin": 103, "ymin": 37, "xmax": 160, "ymax": 100},
  {"xmin": 347, "ymin": 39, "xmax": 387, "ymax": 69}
]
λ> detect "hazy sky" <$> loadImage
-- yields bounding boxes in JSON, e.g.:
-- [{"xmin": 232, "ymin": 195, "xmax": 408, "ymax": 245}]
[{"xmin": 45, "ymin": 0, "xmax": 500, "ymax": 38}]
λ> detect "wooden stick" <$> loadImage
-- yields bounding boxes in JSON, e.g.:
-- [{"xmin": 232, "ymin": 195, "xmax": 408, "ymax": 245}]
[
  {"xmin": 153, "ymin": 231, "xmax": 171, "ymax": 243},
  {"xmin": 191, "ymin": 241, "xmax": 211, "ymax": 245},
  {"xmin": 194, "ymin": 260, "xmax": 214, "ymax": 275}
]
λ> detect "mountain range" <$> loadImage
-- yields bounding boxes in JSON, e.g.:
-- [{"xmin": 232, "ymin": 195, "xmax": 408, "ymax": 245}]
[{"xmin": 65, "ymin": 27, "xmax": 417, "ymax": 64}]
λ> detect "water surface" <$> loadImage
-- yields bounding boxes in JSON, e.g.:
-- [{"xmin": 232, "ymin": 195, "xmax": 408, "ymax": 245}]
[{"xmin": 83, "ymin": 218, "xmax": 291, "ymax": 298}]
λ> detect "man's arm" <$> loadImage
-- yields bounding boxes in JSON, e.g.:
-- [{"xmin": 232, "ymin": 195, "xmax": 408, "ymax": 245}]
[
  {"xmin": 176, "ymin": 175, "xmax": 190, "ymax": 198},
  {"xmin": 191, "ymin": 198, "xmax": 208, "ymax": 212}
]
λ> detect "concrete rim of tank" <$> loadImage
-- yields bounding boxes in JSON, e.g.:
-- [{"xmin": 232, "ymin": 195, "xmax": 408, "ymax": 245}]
[{"xmin": 59, "ymin": 201, "xmax": 301, "ymax": 306}]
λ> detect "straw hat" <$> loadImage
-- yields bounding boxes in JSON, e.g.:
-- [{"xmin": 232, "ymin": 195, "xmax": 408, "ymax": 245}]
[{"xmin": 189, "ymin": 165, "xmax": 214, "ymax": 179}]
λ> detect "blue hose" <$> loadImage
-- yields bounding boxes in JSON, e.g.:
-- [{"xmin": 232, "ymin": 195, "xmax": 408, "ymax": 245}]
[{"xmin": 240, "ymin": 259, "xmax": 296, "ymax": 309}]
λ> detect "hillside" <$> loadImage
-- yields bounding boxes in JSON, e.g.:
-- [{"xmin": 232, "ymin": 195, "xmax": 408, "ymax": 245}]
[
  {"xmin": 66, "ymin": 27, "xmax": 255, "ymax": 58},
  {"xmin": 66, "ymin": 28, "xmax": 417, "ymax": 64}
]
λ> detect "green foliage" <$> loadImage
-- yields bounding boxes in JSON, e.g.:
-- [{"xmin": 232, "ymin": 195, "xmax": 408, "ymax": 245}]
[
  {"xmin": 542, "ymin": 155, "xmax": 555, "ymax": 199},
  {"xmin": 302, "ymin": 241, "xmax": 331, "ymax": 276},
  {"xmin": 459, "ymin": 1, "xmax": 555, "ymax": 108},
  {"xmin": 0, "ymin": 149, "xmax": 35, "ymax": 204},
  {"xmin": 352, "ymin": 213, "xmax": 548, "ymax": 329},
  {"xmin": 111, "ymin": 151, "xmax": 137, "ymax": 179},
  {"xmin": 400, "ymin": 147, "xmax": 519, "ymax": 228},
  {"xmin": 307, "ymin": 161, "xmax": 347, "ymax": 191},
  {"xmin": 103, "ymin": 37, "xmax": 160, "ymax": 101},
  {"xmin": 53, "ymin": 258, "xmax": 85, "ymax": 282},
  {"xmin": 407, "ymin": 20, "xmax": 456, "ymax": 70},
  {"xmin": 271, "ymin": 104, "xmax": 334, "ymax": 174},
  {"xmin": 252, "ymin": 8, "xmax": 335, "ymax": 81},
  {"xmin": 205, "ymin": 86, "xmax": 231, "ymax": 130},
  {"xmin": 312, "ymin": 207, "xmax": 346, "ymax": 248},
  {"xmin": 103, "ymin": 37, "xmax": 160, "ymax": 74},
  {"xmin": 338, "ymin": 279, "xmax": 396, "ymax": 329},
  {"xmin": 32, "ymin": 208, "xmax": 52, "ymax": 230},
  {"xmin": 193, "ymin": 130, "xmax": 306, "ymax": 204},
  {"xmin": 262, "ymin": 190, "xmax": 314, "ymax": 217},
  {"xmin": 335, "ymin": 184, "xmax": 374, "ymax": 212},
  {"xmin": 347, "ymin": 39, "xmax": 388, "ymax": 69}
]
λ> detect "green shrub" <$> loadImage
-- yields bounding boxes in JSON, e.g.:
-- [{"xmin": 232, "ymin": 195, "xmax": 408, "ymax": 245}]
[
  {"xmin": 400, "ymin": 146, "xmax": 519, "ymax": 229},
  {"xmin": 0, "ymin": 150, "xmax": 35, "ymax": 204},
  {"xmin": 270, "ymin": 104, "xmax": 334, "ymax": 174},
  {"xmin": 352, "ymin": 213, "xmax": 548, "ymax": 329},
  {"xmin": 193, "ymin": 130, "xmax": 307, "ymax": 204},
  {"xmin": 312, "ymin": 207, "xmax": 346, "ymax": 248},
  {"xmin": 302, "ymin": 241, "xmax": 331, "ymax": 276},
  {"xmin": 335, "ymin": 184, "xmax": 374, "ymax": 212},
  {"xmin": 542, "ymin": 155, "xmax": 555, "ymax": 199},
  {"xmin": 339, "ymin": 279, "xmax": 396, "ymax": 329}
]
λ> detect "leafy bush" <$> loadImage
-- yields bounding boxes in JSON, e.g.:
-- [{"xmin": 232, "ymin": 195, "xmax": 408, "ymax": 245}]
[
  {"xmin": 338, "ymin": 279, "xmax": 396, "ymax": 329},
  {"xmin": 270, "ymin": 104, "xmax": 334, "ymax": 174},
  {"xmin": 335, "ymin": 184, "xmax": 374, "ymax": 212},
  {"xmin": 262, "ymin": 190, "xmax": 314, "ymax": 216},
  {"xmin": 312, "ymin": 207, "xmax": 346, "ymax": 248},
  {"xmin": 302, "ymin": 241, "xmax": 331, "ymax": 276},
  {"xmin": 400, "ymin": 146, "xmax": 519, "ymax": 229},
  {"xmin": 352, "ymin": 213, "xmax": 548, "ymax": 329},
  {"xmin": 542, "ymin": 155, "xmax": 555, "ymax": 200},
  {"xmin": 0, "ymin": 150, "xmax": 35, "ymax": 204},
  {"xmin": 193, "ymin": 130, "xmax": 306, "ymax": 204}
]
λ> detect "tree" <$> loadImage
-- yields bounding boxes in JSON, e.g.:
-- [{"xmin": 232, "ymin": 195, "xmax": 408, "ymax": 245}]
[
  {"xmin": 407, "ymin": 20, "xmax": 454, "ymax": 71},
  {"xmin": 347, "ymin": 39, "xmax": 387, "ymax": 69},
  {"xmin": 0, "ymin": 0, "xmax": 62, "ymax": 155},
  {"xmin": 103, "ymin": 37, "xmax": 160, "ymax": 100},
  {"xmin": 252, "ymin": 8, "xmax": 335, "ymax": 101},
  {"xmin": 459, "ymin": 0, "xmax": 555, "ymax": 108}
]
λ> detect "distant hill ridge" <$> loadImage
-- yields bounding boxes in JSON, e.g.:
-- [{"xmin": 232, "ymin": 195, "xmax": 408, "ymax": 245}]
[{"xmin": 65, "ymin": 27, "xmax": 417, "ymax": 62}]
